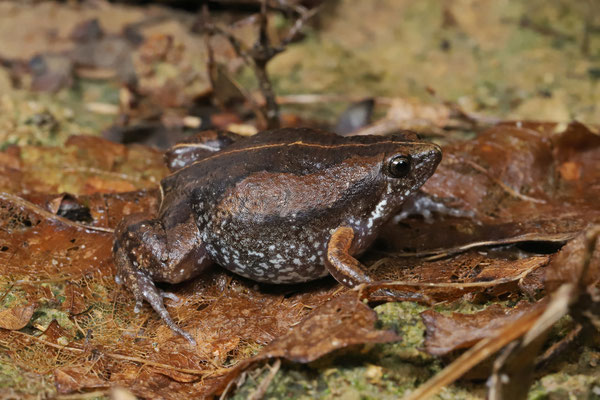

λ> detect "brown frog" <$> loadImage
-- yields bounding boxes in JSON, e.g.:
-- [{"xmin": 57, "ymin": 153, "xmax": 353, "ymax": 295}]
[{"xmin": 113, "ymin": 127, "xmax": 442, "ymax": 344}]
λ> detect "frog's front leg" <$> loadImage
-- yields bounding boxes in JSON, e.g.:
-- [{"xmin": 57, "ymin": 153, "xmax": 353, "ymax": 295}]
[
  {"xmin": 113, "ymin": 214, "xmax": 211, "ymax": 345},
  {"xmin": 325, "ymin": 226, "xmax": 374, "ymax": 287},
  {"xmin": 326, "ymin": 226, "xmax": 436, "ymax": 305}
]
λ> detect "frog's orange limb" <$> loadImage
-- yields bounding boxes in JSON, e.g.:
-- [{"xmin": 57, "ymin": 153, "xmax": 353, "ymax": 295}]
[{"xmin": 325, "ymin": 226, "xmax": 373, "ymax": 287}]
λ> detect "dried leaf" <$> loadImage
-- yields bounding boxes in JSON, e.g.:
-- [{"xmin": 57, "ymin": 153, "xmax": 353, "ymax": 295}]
[
  {"xmin": 62, "ymin": 283, "xmax": 89, "ymax": 316},
  {"xmin": 54, "ymin": 366, "xmax": 108, "ymax": 395},
  {"xmin": 208, "ymin": 292, "xmax": 399, "ymax": 396},
  {"xmin": 0, "ymin": 303, "xmax": 36, "ymax": 330},
  {"xmin": 254, "ymin": 292, "xmax": 399, "ymax": 363},
  {"xmin": 421, "ymin": 302, "xmax": 537, "ymax": 356}
]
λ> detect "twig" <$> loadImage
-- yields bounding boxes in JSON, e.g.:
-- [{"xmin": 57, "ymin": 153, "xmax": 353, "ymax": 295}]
[
  {"xmin": 0, "ymin": 192, "xmax": 114, "ymax": 233},
  {"xmin": 248, "ymin": 359, "xmax": 281, "ymax": 400},
  {"xmin": 377, "ymin": 231, "xmax": 575, "ymax": 260},
  {"xmin": 253, "ymin": 0, "xmax": 280, "ymax": 129},
  {"xmin": 201, "ymin": 1, "xmax": 319, "ymax": 129}
]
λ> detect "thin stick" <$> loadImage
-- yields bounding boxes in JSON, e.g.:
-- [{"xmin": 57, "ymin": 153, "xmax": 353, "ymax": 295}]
[
  {"xmin": 248, "ymin": 359, "xmax": 282, "ymax": 400},
  {"xmin": 0, "ymin": 192, "xmax": 114, "ymax": 233},
  {"xmin": 403, "ymin": 300, "xmax": 546, "ymax": 400}
]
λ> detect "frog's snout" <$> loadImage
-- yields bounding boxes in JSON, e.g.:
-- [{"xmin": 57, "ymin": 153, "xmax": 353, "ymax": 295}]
[{"xmin": 413, "ymin": 143, "xmax": 442, "ymax": 178}]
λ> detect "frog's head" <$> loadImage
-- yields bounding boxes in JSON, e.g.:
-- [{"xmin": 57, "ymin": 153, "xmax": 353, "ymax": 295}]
[
  {"xmin": 379, "ymin": 137, "xmax": 442, "ymax": 203},
  {"xmin": 344, "ymin": 132, "xmax": 442, "ymax": 231}
]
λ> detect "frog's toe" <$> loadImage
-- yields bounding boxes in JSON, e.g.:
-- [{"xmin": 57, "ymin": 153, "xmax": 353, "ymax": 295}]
[
  {"xmin": 167, "ymin": 322, "xmax": 197, "ymax": 346},
  {"xmin": 160, "ymin": 291, "xmax": 181, "ymax": 303},
  {"xmin": 114, "ymin": 245, "xmax": 196, "ymax": 345},
  {"xmin": 136, "ymin": 273, "xmax": 197, "ymax": 345},
  {"xmin": 134, "ymin": 300, "xmax": 143, "ymax": 314}
]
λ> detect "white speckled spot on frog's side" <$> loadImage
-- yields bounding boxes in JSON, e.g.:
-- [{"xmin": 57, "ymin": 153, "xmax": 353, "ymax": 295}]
[{"xmin": 203, "ymin": 223, "xmax": 330, "ymax": 284}]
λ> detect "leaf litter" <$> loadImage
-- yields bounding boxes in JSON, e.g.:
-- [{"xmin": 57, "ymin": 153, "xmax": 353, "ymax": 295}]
[{"xmin": 1, "ymin": 118, "xmax": 598, "ymax": 398}]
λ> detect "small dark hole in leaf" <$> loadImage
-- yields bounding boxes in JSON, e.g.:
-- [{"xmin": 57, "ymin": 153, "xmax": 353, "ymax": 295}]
[
  {"xmin": 516, "ymin": 241, "xmax": 564, "ymax": 254},
  {"xmin": 0, "ymin": 246, "xmax": 8, "ymax": 251}
]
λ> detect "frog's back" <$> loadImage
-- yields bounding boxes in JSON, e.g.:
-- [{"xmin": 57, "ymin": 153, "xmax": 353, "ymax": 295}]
[{"xmin": 161, "ymin": 127, "xmax": 420, "ymax": 197}]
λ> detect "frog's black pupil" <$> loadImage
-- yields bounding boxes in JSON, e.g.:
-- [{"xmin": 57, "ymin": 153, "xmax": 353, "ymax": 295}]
[{"xmin": 389, "ymin": 156, "xmax": 411, "ymax": 178}]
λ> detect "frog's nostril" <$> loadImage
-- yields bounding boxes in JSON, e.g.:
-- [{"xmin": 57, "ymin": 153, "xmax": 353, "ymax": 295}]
[{"xmin": 425, "ymin": 146, "xmax": 442, "ymax": 163}]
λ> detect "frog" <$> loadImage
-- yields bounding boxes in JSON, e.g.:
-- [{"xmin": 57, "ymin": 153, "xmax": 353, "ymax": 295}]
[{"xmin": 113, "ymin": 127, "xmax": 442, "ymax": 345}]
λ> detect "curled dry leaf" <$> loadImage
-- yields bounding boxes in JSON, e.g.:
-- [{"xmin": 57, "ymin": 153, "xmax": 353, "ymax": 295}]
[
  {"xmin": 361, "ymin": 252, "xmax": 549, "ymax": 303},
  {"xmin": 208, "ymin": 292, "xmax": 400, "ymax": 396},
  {"xmin": 545, "ymin": 225, "xmax": 600, "ymax": 294},
  {"xmin": 62, "ymin": 282, "xmax": 89, "ymax": 316},
  {"xmin": 0, "ymin": 303, "xmax": 36, "ymax": 330},
  {"xmin": 421, "ymin": 302, "xmax": 539, "ymax": 356},
  {"xmin": 54, "ymin": 366, "xmax": 108, "ymax": 395}
]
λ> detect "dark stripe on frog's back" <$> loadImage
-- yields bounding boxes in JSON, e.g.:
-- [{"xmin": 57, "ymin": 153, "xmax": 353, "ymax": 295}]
[{"xmin": 159, "ymin": 128, "xmax": 419, "ymax": 218}]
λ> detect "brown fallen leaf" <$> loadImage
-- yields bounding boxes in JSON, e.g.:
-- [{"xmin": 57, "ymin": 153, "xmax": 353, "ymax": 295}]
[
  {"xmin": 361, "ymin": 252, "xmax": 549, "ymax": 303},
  {"xmin": 407, "ymin": 225, "xmax": 600, "ymax": 400},
  {"xmin": 208, "ymin": 292, "xmax": 399, "ymax": 396},
  {"xmin": 421, "ymin": 302, "xmax": 538, "ymax": 356},
  {"xmin": 54, "ymin": 366, "xmax": 108, "ymax": 395},
  {"xmin": 545, "ymin": 224, "xmax": 600, "ymax": 294},
  {"xmin": 62, "ymin": 282, "xmax": 89, "ymax": 316},
  {"xmin": 0, "ymin": 303, "xmax": 36, "ymax": 330},
  {"xmin": 383, "ymin": 122, "xmax": 600, "ymax": 256},
  {"xmin": 254, "ymin": 291, "xmax": 399, "ymax": 363}
]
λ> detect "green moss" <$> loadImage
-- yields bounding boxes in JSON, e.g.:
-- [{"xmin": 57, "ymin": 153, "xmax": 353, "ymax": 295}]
[{"xmin": 0, "ymin": 353, "xmax": 55, "ymax": 397}]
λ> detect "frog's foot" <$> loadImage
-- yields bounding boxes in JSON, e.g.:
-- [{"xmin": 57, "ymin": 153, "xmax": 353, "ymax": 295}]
[
  {"xmin": 132, "ymin": 270, "xmax": 196, "ymax": 345},
  {"xmin": 114, "ymin": 239, "xmax": 197, "ymax": 346},
  {"xmin": 164, "ymin": 129, "xmax": 243, "ymax": 172},
  {"xmin": 325, "ymin": 226, "xmax": 373, "ymax": 287},
  {"xmin": 394, "ymin": 192, "xmax": 475, "ymax": 224}
]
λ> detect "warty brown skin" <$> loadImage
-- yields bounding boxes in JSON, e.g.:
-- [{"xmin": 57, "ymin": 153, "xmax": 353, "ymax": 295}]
[{"xmin": 113, "ymin": 127, "xmax": 442, "ymax": 345}]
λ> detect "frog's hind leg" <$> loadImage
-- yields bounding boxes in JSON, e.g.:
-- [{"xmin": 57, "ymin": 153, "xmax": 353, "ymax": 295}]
[
  {"xmin": 113, "ymin": 214, "xmax": 210, "ymax": 345},
  {"xmin": 164, "ymin": 129, "xmax": 244, "ymax": 172}
]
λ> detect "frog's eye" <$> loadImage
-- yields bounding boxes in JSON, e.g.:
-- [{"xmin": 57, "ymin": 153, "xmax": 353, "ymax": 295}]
[{"xmin": 387, "ymin": 155, "xmax": 411, "ymax": 178}]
